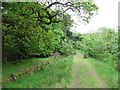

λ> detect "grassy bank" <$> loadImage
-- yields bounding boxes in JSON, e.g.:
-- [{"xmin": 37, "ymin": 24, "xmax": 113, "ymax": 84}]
[
  {"xmin": 3, "ymin": 58, "xmax": 49, "ymax": 77},
  {"xmin": 88, "ymin": 58, "xmax": 118, "ymax": 88},
  {"xmin": 3, "ymin": 56, "xmax": 73, "ymax": 88}
]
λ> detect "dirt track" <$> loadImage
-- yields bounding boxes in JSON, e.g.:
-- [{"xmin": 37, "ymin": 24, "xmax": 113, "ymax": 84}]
[{"xmin": 71, "ymin": 52, "xmax": 108, "ymax": 88}]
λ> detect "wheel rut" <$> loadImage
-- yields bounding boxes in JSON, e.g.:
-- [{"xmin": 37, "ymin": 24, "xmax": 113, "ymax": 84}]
[{"xmin": 71, "ymin": 52, "xmax": 108, "ymax": 88}]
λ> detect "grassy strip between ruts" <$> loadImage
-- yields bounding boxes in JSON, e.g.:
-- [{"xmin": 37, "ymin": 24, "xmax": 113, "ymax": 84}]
[
  {"xmin": 88, "ymin": 58, "xmax": 118, "ymax": 88},
  {"xmin": 3, "ymin": 55, "xmax": 73, "ymax": 88},
  {"xmin": 72, "ymin": 52, "xmax": 100, "ymax": 88},
  {"xmin": 78, "ymin": 62, "xmax": 99, "ymax": 88}
]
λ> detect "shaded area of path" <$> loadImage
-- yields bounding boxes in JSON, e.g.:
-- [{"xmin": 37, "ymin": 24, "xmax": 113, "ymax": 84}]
[{"xmin": 71, "ymin": 52, "xmax": 108, "ymax": 88}]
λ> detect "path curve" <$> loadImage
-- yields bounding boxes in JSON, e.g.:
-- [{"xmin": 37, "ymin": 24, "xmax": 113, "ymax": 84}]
[{"xmin": 71, "ymin": 52, "xmax": 108, "ymax": 88}]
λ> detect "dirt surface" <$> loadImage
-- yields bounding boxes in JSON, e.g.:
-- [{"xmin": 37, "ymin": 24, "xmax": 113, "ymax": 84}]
[{"xmin": 71, "ymin": 52, "xmax": 108, "ymax": 88}]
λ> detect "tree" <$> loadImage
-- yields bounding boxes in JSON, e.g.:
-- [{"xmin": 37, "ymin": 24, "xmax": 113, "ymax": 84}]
[
  {"xmin": 40, "ymin": 0, "xmax": 98, "ymax": 22},
  {"xmin": 2, "ymin": 1, "xmax": 98, "ymax": 61},
  {"xmin": 3, "ymin": 0, "xmax": 98, "ymax": 26},
  {"xmin": 80, "ymin": 27, "xmax": 118, "ymax": 70}
]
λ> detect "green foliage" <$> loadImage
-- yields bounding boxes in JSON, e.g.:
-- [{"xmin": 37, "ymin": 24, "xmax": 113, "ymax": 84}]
[
  {"xmin": 73, "ymin": 41, "xmax": 81, "ymax": 49},
  {"xmin": 71, "ymin": 33, "xmax": 84, "ymax": 49},
  {"xmin": 77, "ymin": 0, "xmax": 99, "ymax": 23},
  {"xmin": 60, "ymin": 14, "xmax": 73, "ymax": 35},
  {"xmin": 2, "ymin": 1, "xmax": 98, "ymax": 61},
  {"xmin": 59, "ymin": 40, "xmax": 74, "ymax": 56},
  {"xmin": 80, "ymin": 28, "xmax": 118, "ymax": 70},
  {"xmin": 2, "ymin": 2, "xmax": 66, "ymax": 61}
]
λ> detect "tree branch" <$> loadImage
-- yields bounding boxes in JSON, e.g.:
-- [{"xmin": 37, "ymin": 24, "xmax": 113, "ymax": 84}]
[
  {"xmin": 45, "ymin": 1, "xmax": 72, "ymax": 10},
  {"xmin": 45, "ymin": 2, "xmax": 64, "ymax": 10}
]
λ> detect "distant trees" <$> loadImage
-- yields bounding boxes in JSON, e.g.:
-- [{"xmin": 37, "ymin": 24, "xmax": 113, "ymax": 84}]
[{"xmin": 79, "ymin": 27, "xmax": 118, "ymax": 70}]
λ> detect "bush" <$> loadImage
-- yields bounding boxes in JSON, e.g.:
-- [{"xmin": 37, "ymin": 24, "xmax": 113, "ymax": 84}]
[
  {"xmin": 80, "ymin": 28, "xmax": 118, "ymax": 70},
  {"xmin": 59, "ymin": 40, "xmax": 75, "ymax": 56}
]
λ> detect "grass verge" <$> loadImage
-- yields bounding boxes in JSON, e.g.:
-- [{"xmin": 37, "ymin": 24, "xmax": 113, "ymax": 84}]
[
  {"xmin": 2, "ymin": 58, "xmax": 49, "ymax": 77},
  {"xmin": 88, "ymin": 58, "xmax": 118, "ymax": 88},
  {"xmin": 3, "ymin": 56, "xmax": 73, "ymax": 88}
]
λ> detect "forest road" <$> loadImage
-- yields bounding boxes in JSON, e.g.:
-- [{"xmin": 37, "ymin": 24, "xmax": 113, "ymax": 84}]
[{"xmin": 71, "ymin": 52, "xmax": 108, "ymax": 88}]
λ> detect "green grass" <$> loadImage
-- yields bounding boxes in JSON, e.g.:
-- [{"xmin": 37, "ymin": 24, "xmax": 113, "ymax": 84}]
[
  {"xmin": 2, "ymin": 58, "xmax": 50, "ymax": 77},
  {"xmin": 78, "ymin": 63, "xmax": 99, "ymax": 88},
  {"xmin": 3, "ymin": 56, "xmax": 73, "ymax": 88},
  {"xmin": 72, "ymin": 52, "xmax": 100, "ymax": 88},
  {"xmin": 88, "ymin": 58, "xmax": 118, "ymax": 88}
]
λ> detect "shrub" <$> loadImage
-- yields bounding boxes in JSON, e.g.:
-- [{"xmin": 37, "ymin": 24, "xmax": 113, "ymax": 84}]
[{"xmin": 80, "ymin": 28, "xmax": 118, "ymax": 70}]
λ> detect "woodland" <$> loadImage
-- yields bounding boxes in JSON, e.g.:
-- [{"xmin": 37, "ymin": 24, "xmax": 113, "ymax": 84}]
[{"xmin": 2, "ymin": 0, "xmax": 119, "ymax": 88}]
